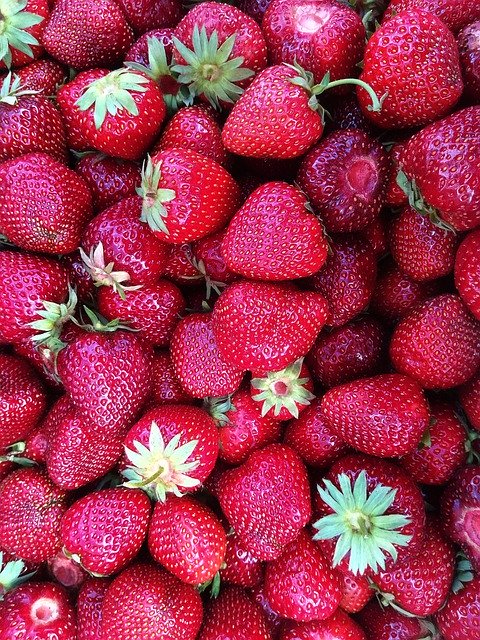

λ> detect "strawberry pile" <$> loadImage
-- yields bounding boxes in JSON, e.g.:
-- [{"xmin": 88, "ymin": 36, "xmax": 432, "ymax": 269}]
[{"xmin": 1, "ymin": 0, "xmax": 480, "ymax": 638}]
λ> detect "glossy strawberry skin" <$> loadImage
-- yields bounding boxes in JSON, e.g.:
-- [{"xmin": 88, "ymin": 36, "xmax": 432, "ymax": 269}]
[
  {"xmin": 101, "ymin": 563, "xmax": 203, "ymax": 640},
  {"xmin": 382, "ymin": 0, "xmax": 480, "ymax": 33},
  {"xmin": 148, "ymin": 495, "xmax": 226, "ymax": 584},
  {"xmin": 358, "ymin": 600, "xmax": 433, "ymax": 640},
  {"xmin": 459, "ymin": 20, "xmax": 480, "ymax": 102},
  {"xmin": 460, "ymin": 372, "xmax": 480, "ymax": 431},
  {"xmin": 0, "ymin": 0, "xmax": 49, "ymax": 70},
  {"xmin": 11, "ymin": 58, "xmax": 67, "ymax": 94},
  {"xmin": 218, "ymin": 443, "xmax": 312, "ymax": 560},
  {"xmin": 193, "ymin": 230, "xmax": 238, "ymax": 286},
  {"xmin": 358, "ymin": 10, "xmax": 463, "ymax": 128},
  {"xmin": 150, "ymin": 350, "xmax": 192, "ymax": 405},
  {"xmin": 280, "ymin": 610, "xmax": 366, "ymax": 640},
  {"xmin": 77, "ymin": 577, "xmax": 110, "ymax": 640},
  {"xmin": 338, "ymin": 570, "xmax": 372, "ymax": 614},
  {"xmin": 435, "ymin": 575, "xmax": 480, "ymax": 640},
  {"xmin": 455, "ymin": 227, "xmax": 480, "ymax": 320},
  {"xmin": 124, "ymin": 27, "xmax": 174, "ymax": 67},
  {"xmin": 222, "ymin": 181, "xmax": 328, "ymax": 280},
  {"xmin": 390, "ymin": 294, "xmax": 480, "ymax": 389},
  {"xmin": 220, "ymin": 531, "xmax": 264, "ymax": 587},
  {"xmin": 76, "ymin": 154, "xmax": 141, "ymax": 212},
  {"xmin": 116, "ymin": 0, "xmax": 182, "ymax": 34}
]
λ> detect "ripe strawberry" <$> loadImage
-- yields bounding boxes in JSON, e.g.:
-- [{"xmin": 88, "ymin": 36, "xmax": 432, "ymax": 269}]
[
  {"xmin": 218, "ymin": 443, "xmax": 311, "ymax": 560},
  {"xmin": 58, "ymin": 68, "xmax": 165, "ymax": 160},
  {"xmin": 0, "ymin": 353, "xmax": 46, "ymax": 450},
  {"xmin": 435, "ymin": 575, "xmax": 480, "ymax": 640},
  {"xmin": 115, "ymin": 0, "xmax": 182, "ymax": 35},
  {"xmin": 101, "ymin": 563, "xmax": 203, "ymax": 640},
  {"xmin": 0, "ymin": 582, "xmax": 76, "ymax": 640},
  {"xmin": 327, "ymin": 92, "xmax": 375, "ymax": 135},
  {"xmin": 164, "ymin": 242, "xmax": 202, "ymax": 285},
  {"xmin": 212, "ymin": 280, "xmax": 329, "ymax": 373},
  {"xmin": 279, "ymin": 610, "xmax": 366, "ymax": 640},
  {"xmin": 77, "ymin": 577, "xmax": 110, "ymax": 640},
  {"xmin": 198, "ymin": 585, "xmax": 270, "ymax": 640},
  {"xmin": 121, "ymin": 405, "xmax": 218, "ymax": 501},
  {"xmin": 220, "ymin": 531, "xmax": 264, "ymax": 587},
  {"xmin": 262, "ymin": 0, "xmax": 365, "ymax": 84},
  {"xmin": 10, "ymin": 57, "xmax": 66, "ymax": 94},
  {"xmin": 358, "ymin": 600, "xmax": 435, "ymax": 640},
  {"xmin": 398, "ymin": 106, "xmax": 480, "ymax": 231},
  {"xmin": 284, "ymin": 397, "xmax": 349, "ymax": 469},
  {"xmin": 150, "ymin": 350, "xmax": 192, "ymax": 405},
  {"xmin": 60, "ymin": 251, "xmax": 95, "ymax": 304},
  {"xmin": 309, "ymin": 234, "xmax": 377, "ymax": 327},
  {"xmin": 193, "ymin": 229, "xmax": 238, "ymax": 288},
  {"xmin": 222, "ymin": 181, "xmax": 328, "ymax": 280},
  {"xmin": 137, "ymin": 149, "xmax": 240, "ymax": 243},
  {"xmin": 382, "ymin": 0, "xmax": 480, "ymax": 33},
  {"xmin": 0, "ymin": 468, "xmax": 67, "ymax": 563},
  {"xmin": 0, "ymin": 152, "xmax": 92, "ymax": 254},
  {"xmin": 384, "ymin": 138, "xmax": 409, "ymax": 207},
  {"xmin": 459, "ymin": 20, "xmax": 480, "ymax": 102},
  {"xmin": 460, "ymin": 372, "xmax": 480, "ymax": 431},
  {"xmin": 0, "ymin": 0, "xmax": 48, "ymax": 69},
  {"xmin": 170, "ymin": 312, "xmax": 244, "ymax": 398},
  {"xmin": 307, "ymin": 316, "xmax": 386, "ymax": 388},
  {"xmin": 148, "ymin": 495, "xmax": 226, "ymax": 585},
  {"xmin": 337, "ymin": 570, "xmax": 372, "ymax": 614},
  {"xmin": 455, "ymin": 227, "xmax": 480, "ymax": 320},
  {"xmin": 251, "ymin": 583, "xmax": 284, "ymax": 638},
  {"xmin": 42, "ymin": 0, "xmax": 134, "ymax": 69},
  {"xmin": 125, "ymin": 27, "xmax": 174, "ymax": 67},
  {"xmin": 390, "ymin": 294, "xmax": 480, "ymax": 389},
  {"xmin": 264, "ymin": 529, "xmax": 341, "ymax": 621},
  {"xmin": 358, "ymin": 10, "xmax": 463, "ymax": 128}
]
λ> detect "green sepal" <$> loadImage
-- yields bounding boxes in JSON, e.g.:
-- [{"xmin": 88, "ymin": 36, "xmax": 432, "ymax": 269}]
[
  {"xmin": 452, "ymin": 551, "xmax": 474, "ymax": 594},
  {"xmin": 28, "ymin": 285, "xmax": 78, "ymax": 355},
  {"xmin": 0, "ymin": 71, "xmax": 39, "ymax": 104},
  {"xmin": 0, "ymin": 552, "xmax": 36, "ymax": 599},
  {"xmin": 204, "ymin": 395, "xmax": 236, "ymax": 427},
  {"xmin": 198, "ymin": 570, "xmax": 222, "ymax": 598},
  {"xmin": 137, "ymin": 155, "xmax": 176, "ymax": 235},
  {"xmin": 72, "ymin": 305, "xmax": 135, "ymax": 333},
  {"xmin": 396, "ymin": 170, "xmax": 455, "ymax": 233},
  {"xmin": 0, "ymin": 0, "xmax": 44, "ymax": 68}
]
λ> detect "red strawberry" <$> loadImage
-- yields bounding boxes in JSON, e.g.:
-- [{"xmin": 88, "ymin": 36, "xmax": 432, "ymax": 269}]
[
  {"xmin": 262, "ymin": 0, "xmax": 365, "ymax": 84},
  {"xmin": 0, "ymin": 582, "xmax": 76, "ymax": 640},
  {"xmin": 212, "ymin": 280, "xmax": 329, "ymax": 373},
  {"xmin": 57, "ymin": 68, "xmax": 165, "ymax": 160},
  {"xmin": 382, "ymin": 0, "xmax": 480, "ymax": 33},
  {"xmin": 358, "ymin": 600, "xmax": 435, "ymax": 640},
  {"xmin": 297, "ymin": 129, "xmax": 388, "ymax": 233},
  {"xmin": 77, "ymin": 577, "xmax": 110, "ymax": 640},
  {"xmin": 264, "ymin": 529, "xmax": 341, "ymax": 622},
  {"xmin": 279, "ymin": 610, "xmax": 366, "ymax": 640},
  {"xmin": 459, "ymin": 20, "xmax": 480, "ymax": 102},
  {"xmin": 61, "ymin": 251, "xmax": 95, "ymax": 304},
  {"xmin": 222, "ymin": 181, "xmax": 328, "ymax": 280},
  {"xmin": 384, "ymin": 138, "xmax": 409, "ymax": 207},
  {"xmin": 0, "ymin": 468, "xmax": 67, "ymax": 563},
  {"xmin": 10, "ymin": 57, "xmax": 66, "ymax": 94},
  {"xmin": 251, "ymin": 583, "xmax": 284, "ymax": 638},
  {"xmin": 121, "ymin": 405, "xmax": 219, "ymax": 501},
  {"xmin": 138, "ymin": 149, "xmax": 240, "ymax": 243},
  {"xmin": 220, "ymin": 531, "xmax": 264, "ymax": 587},
  {"xmin": 338, "ymin": 570, "xmax": 372, "ymax": 614},
  {"xmin": 218, "ymin": 443, "xmax": 311, "ymax": 560},
  {"xmin": 164, "ymin": 242, "xmax": 201, "ymax": 285},
  {"xmin": 398, "ymin": 106, "xmax": 480, "ymax": 231},
  {"xmin": 150, "ymin": 350, "xmax": 192, "ymax": 405},
  {"xmin": 0, "ymin": 152, "xmax": 92, "ymax": 254},
  {"xmin": 148, "ymin": 495, "xmax": 226, "ymax": 585},
  {"xmin": 193, "ymin": 229, "xmax": 238, "ymax": 289},
  {"xmin": 0, "ymin": 353, "xmax": 46, "ymax": 450},
  {"xmin": 309, "ymin": 234, "xmax": 377, "ymax": 327},
  {"xmin": 0, "ymin": 0, "xmax": 48, "ymax": 69},
  {"xmin": 198, "ymin": 585, "xmax": 270, "ymax": 640},
  {"xmin": 327, "ymin": 92, "xmax": 376, "ymax": 135},
  {"xmin": 42, "ymin": 0, "xmax": 134, "ymax": 69},
  {"xmin": 435, "ymin": 575, "xmax": 480, "ymax": 640},
  {"xmin": 171, "ymin": 312, "xmax": 244, "ymax": 398},
  {"xmin": 455, "ymin": 227, "xmax": 480, "ymax": 320},
  {"xmin": 115, "ymin": 0, "xmax": 182, "ymax": 35},
  {"xmin": 124, "ymin": 27, "xmax": 174, "ymax": 67},
  {"xmin": 358, "ymin": 10, "xmax": 463, "ymax": 128},
  {"xmin": 307, "ymin": 316, "xmax": 386, "ymax": 388},
  {"xmin": 390, "ymin": 293, "xmax": 480, "ymax": 389},
  {"xmin": 460, "ymin": 372, "xmax": 480, "ymax": 431},
  {"xmin": 101, "ymin": 563, "xmax": 203, "ymax": 640}
]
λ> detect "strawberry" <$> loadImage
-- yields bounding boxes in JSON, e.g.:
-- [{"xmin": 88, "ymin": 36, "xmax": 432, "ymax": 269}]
[
  {"xmin": 222, "ymin": 181, "xmax": 328, "ymax": 280},
  {"xmin": 101, "ymin": 563, "xmax": 203, "ymax": 640},
  {"xmin": 193, "ymin": 230, "xmax": 238, "ymax": 289},
  {"xmin": 0, "ymin": 152, "xmax": 93, "ymax": 254},
  {"xmin": 460, "ymin": 372, "xmax": 480, "ymax": 431},
  {"xmin": 47, "ymin": 549, "xmax": 87, "ymax": 589},
  {"xmin": 172, "ymin": 3, "xmax": 267, "ymax": 108},
  {"xmin": 264, "ymin": 528, "xmax": 342, "ymax": 622},
  {"xmin": 459, "ymin": 20, "xmax": 480, "ymax": 102},
  {"xmin": 115, "ymin": 0, "xmax": 182, "ymax": 35},
  {"xmin": 382, "ymin": 0, "xmax": 480, "ymax": 33},
  {"xmin": 61, "ymin": 488, "xmax": 151, "ymax": 576},
  {"xmin": 390, "ymin": 294, "xmax": 480, "ymax": 389},
  {"xmin": 398, "ymin": 106, "xmax": 480, "ymax": 231},
  {"xmin": 0, "ymin": 582, "xmax": 76, "ymax": 640},
  {"xmin": 77, "ymin": 577, "xmax": 110, "ymax": 640},
  {"xmin": 0, "ymin": 353, "xmax": 46, "ymax": 450},
  {"xmin": 313, "ymin": 453, "xmax": 426, "ymax": 576},
  {"xmin": 148, "ymin": 495, "xmax": 226, "ymax": 585},
  {"xmin": 284, "ymin": 397, "xmax": 350, "ymax": 469},
  {"xmin": 401, "ymin": 402, "xmax": 467, "ymax": 485},
  {"xmin": 358, "ymin": 600, "xmax": 436, "ymax": 640},
  {"xmin": 170, "ymin": 312, "xmax": 245, "ymax": 398},
  {"xmin": 42, "ymin": 0, "xmax": 133, "ymax": 69},
  {"xmin": 218, "ymin": 443, "xmax": 311, "ymax": 560},
  {"xmin": 358, "ymin": 10, "xmax": 463, "ymax": 128},
  {"xmin": 150, "ymin": 350, "xmax": 192, "ymax": 405},
  {"xmin": 121, "ymin": 405, "xmax": 219, "ymax": 501},
  {"xmin": 262, "ymin": 0, "xmax": 365, "ymax": 84},
  {"xmin": 0, "ymin": 468, "xmax": 67, "ymax": 563},
  {"xmin": 327, "ymin": 92, "xmax": 375, "ymax": 135},
  {"xmin": 307, "ymin": 316, "xmax": 386, "ymax": 388},
  {"xmin": 137, "ymin": 149, "xmax": 240, "ymax": 243},
  {"xmin": 0, "ymin": 73, "xmax": 67, "ymax": 162},
  {"xmin": 251, "ymin": 583, "xmax": 284, "ymax": 638},
  {"xmin": 309, "ymin": 234, "xmax": 377, "ymax": 327},
  {"xmin": 297, "ymin": 129, "xmax": 389, "ymax": 233},
  {"xmin": 220, "ymin": 531, "xmax": 264, "ymax": 587},
  {"xmin": 338, "ymin": 570, "xmax": 372, "ymax": 614},
  {"xmin": 279, "ymin": 610, "xmax": 366, "ymax": 640},
  {"xmin": 321, "ymin": 373, "xmax": 430, "ymax": 458},
  {"xmin": 198, "ymin": 585, "xmax": 270, "ymax": 640},
  {"xmin": 435, "ymin": 575, "xmax": 480, "ymax": 640},
  {"xmin": 384, "ymin": 138, "xmax": 409, "ymax": 207},
  {"xmin": 0, "ymin": 0, "xmax": 48, "ymax": 69},
  {"xmin": 57, "ymin": 68, "xmax": 165, "ymax": 160},
  {"xmin": 455, "ymin": 227, "xmax": 480, "ymax": 320},
  {"xmin": 164, "ymin": 242, "xmax": 202, "ymax": 285},
  {"xmin": 125, "ymin": 27, "xmax": 174, "ymax": 67},
  {"xmin": 10, "ymin": 57, "xmax": 66, "ymax": 94},
  {"xmin": 212, "ymin": 280, "xmax": 329, "ymax": 373}
]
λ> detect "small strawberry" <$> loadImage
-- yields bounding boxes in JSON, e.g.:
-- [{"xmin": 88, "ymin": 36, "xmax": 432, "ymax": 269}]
[
  {"xmin": 455, "ymin": 227, "xmax": 480, "ymax": 320},
  {"xmin": 116, "ymin": 0, "xmax": 182, "ymax": 35},
  {"xmin": 337, "ymin": 570, "xmax": 373, "ymax": 614},
  {"xmin": 150, "ymin": 350, "xmax": 192, "ymax": 405},
  {"xmin": 192, "ymin": 229, "xmax": 238, "ymax": 290},
  {"xmin": 77, "ymin": 577, "xmax": 110, "ymax": 640},
  {"xmin": 435, "ymin": 575, "xmax": 480, "ymax": 640},
  {"xmin": 222, "ymin": 181, "xmax": 328, "ymax": 280},
  {"xmin": 220, "ymin": 531, "xmax": 264, "ymax": 588},
  {"xmin": 460, "ymin": 372, "xmax": 480, "ymax": 431},
  {"xmin": 164, "ymin": 242, "xmax": 202, "ymax": 285},
  {"xmin": 47, "ymin": 548, "xmax": 87, "ymax": 589},
  {"xmin": 10, "ymin": 57, "xmax": 66, "ymax": 94},
  {"xmin": 279, "ymin": 610, "xmax": 367, "ymax": 640},
  {"xmin": 382, "ymin": 0, "xmax": 480, "ymax": 33},
  {"xmin": 0, "ymin": 0, "xmax": 48, "ymax": 69},
  {"xmin": 384, "ymin": 138, "xmax": 409, "ymax": 207},
  {"xmin": 327, "ymin": 91, "xmax": 376, "ymax": 135},
  {"xmin": 458, "ymin": 20, "xmax": 480, "ymax": 102},
  {"xmin": 358, "ymin": 600, "xmax": 436, "ymax": 640}
]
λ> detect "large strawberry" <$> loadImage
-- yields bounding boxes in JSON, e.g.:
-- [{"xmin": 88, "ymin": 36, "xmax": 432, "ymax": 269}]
[
  {"xmin": 220, "ymin": 531, "xmax": 264, "ymax": 588},
  {"xmin": 222, "ymin": 181, "xmax": 328, "ymax": 280},
  {"xmin": 0, "ymin": 0, "xmax": 48, "ymax": 69},
  {"xmin": 455, "ymin": 228, "xmax": 480, "ymax": 320},
  {"xmin": 11, "ymin": 57, "xmax": 67, "ymax": 94},
  {"xmin": 382, "ymin": 0, "xmax": 480, "ymax": 33},
  {"xmin": 435, "ymin": 575, "xmax": 480, "ymax": 640},
  {"xmin": 116, "ymin": 0, "xmax": 182, "ymax": 35},
  {"xmin": 280, "ymin": 611, "xmax": 366, "ymax": 640},
  {"xmin": 77, "ymin": 577, "xmax": 110, "ymax": 640}
]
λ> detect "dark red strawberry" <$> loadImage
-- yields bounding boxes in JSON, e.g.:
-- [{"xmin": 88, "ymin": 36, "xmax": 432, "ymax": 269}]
[
  {"xmin": 192, "ymin": 230, "xmax": 238, "ymax": 295},
  {"xmin": 435, "ymin": 575, "xmax": 480, "ymax": 640},
  {"xmin": 0, "ymin": 0, "xmax": 49, "ymax": 69},
  {"xmin": 338, "ymin": 570, "xmax": 372, "ymax": 614},
  {"xmin": 459, "ymin": 20, "xmax": 480, "ymax": 102},
  {"xmin": 220, "ymin": 531, "xmax": 264, "ymax": 587},
  {"xmin": 251, "ymin": 583, "xmax": 284, "ymax": 638},
  {"xmin": 222, "ymin": 181, "xmax": 328, "ymax": 280},
  {"xmin": 390, "ymin": 294, "xmax": 480, "ymax": 389},
  {"xmin": 61, "ymin": 251, "xmax": 95, "ymax": 304},
  {"xmin": 47, "ymin": 548, "xmax": 87, "ymax": 589},
  {"xmin": 164, "ymin": 242, "xmax": 201, "ymax": 285},
  {"xmin": 385, "ymin": 138, "xmax": 409, "ymax": 207},
  {"xmin": 280, "ymin": 610, "xmax": 366, "ymax": 640},
  {"xmin": 460, "ymin": 372, "xmax": 480, "ymax": 431},
  {"xmin": 150, "ymin": 350, "xmax": 192, "ymax": 405},
  {"xmin": 382, "ymin": 0, "xmax": 480, "ymax": 33},
  {"xmin": 42, "ymin": 0, "xmax": 134, "ymax": 69},
  {"xmin": 218, "ymin": 443, "xmax": 311, "ymax": 560},
  {"xmin": 10, "ymin": 57, "xmax": 67, "ymax": 94},
  {"xmin": 77, "ymin": 577, "xmax": 110, "ymax": 640},
  {"xmin": 358, "ymin": 600, "xmax": 436, "ymax": 640},
  {"xmin": 116, "ymin": 0, "xmax": 182, "ymax": 35},
  {"xmin": 455, "ymin": 227, "xmax": 480, "ymax": 320},
  {"xmin": 326, "ymin": 92, "xmax": 376, "ymax": 135}
]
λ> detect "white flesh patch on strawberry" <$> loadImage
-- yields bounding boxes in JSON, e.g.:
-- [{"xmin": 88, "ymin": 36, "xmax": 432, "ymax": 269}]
[{"xmin": 292, "ymin": 4, "xmax": 331, "ymax": 34}]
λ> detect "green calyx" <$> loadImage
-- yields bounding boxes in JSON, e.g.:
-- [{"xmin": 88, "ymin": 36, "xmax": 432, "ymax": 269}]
[
  {"xmin": 0, "ymin": 552, "xmax": 35, "ymax": 599},
  {"xmin": 396, "ymin": 170, "xmax": 455, "ymax": 233},
  {"xmin": 0, "ymin": 0, "xmax": 44, "ymax": 68},
  {"xmin": 171, "ymin": 25, "xmax": 254, "ymax": 109},
  {"xmin": 0, "ymin": 71, "xmax": 38, "ymax": 103},
  {"xmin": 205, "ymin": 395, "xmax": 236, "ymax": 427},
  {"xmin": 313, "ymin": 471, "xmax": 412, "ymax": 575},
  {"xmin": 251, "ymin": 357, "xmax": 315, "ymax": 419},
  {"xmin": 75, "ymin": 68, "xmax": 150, "ymax": 129},
  {"xmin": 452, "ymin": 551, "xmax": 474, "ymax": 594},
  {"xmin": 80, "ymin": 242, "xmax": 143, "ymax": 301},
  {"xmin": 72, "ymin": 305, "xmax": 133, "ymax": 333},
  {"xmin": 198, "ymin": 570, "xmax": 222, "ymax": 598},
  {"xmin": 136, "ymin": 155, "xmax": 176, "ymax": 236},
  {"xmin": 28, "ymin": 285, "xmax": 78, "ymax": 355},
  {"xmin": 0, "ymin": 441, "xmax": 35, "ymax": 466}
]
